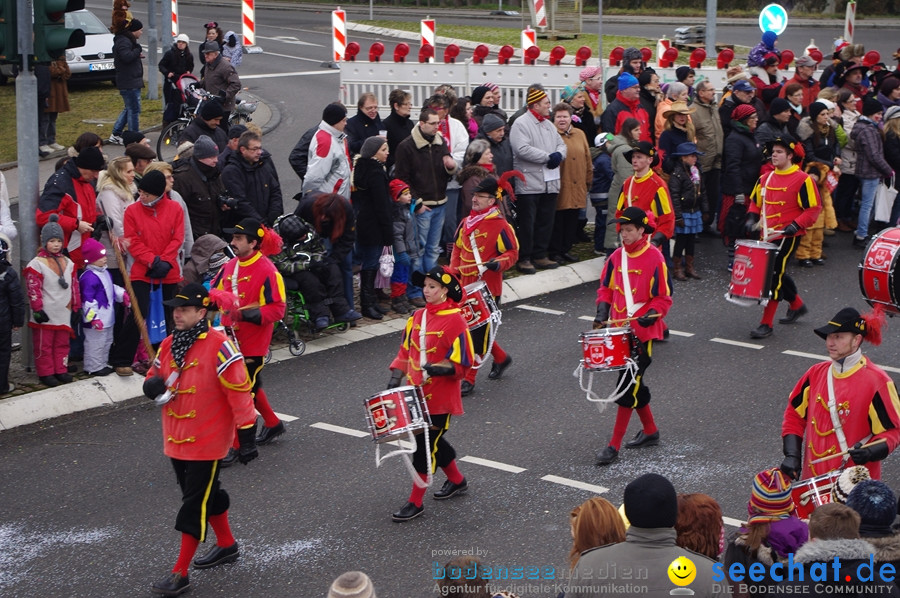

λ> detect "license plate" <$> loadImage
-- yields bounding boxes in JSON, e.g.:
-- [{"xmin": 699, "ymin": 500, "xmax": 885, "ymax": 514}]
[{"xmin": 89, "ymin": 63, "xmax": 114, "ymax": 71}]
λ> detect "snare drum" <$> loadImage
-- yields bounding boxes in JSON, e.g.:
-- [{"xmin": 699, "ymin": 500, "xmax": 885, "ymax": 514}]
[
  {"xmin": 791, "ymin": 470, "xmax": 842, "ymax": 519},
  {"xmin": 461, "ymin": 281, "xmax": 499, "ymax": 330},
  {"xmin": 859, "ymin": 227, "xmax": 900, "ymax": 316},
  {"xmin": 364, "ymin": 386, "xmax": 430, "ymax": 444},
  {"xmin": 728, "ymin": 240, "xmax": 777, "ymax": 304},
  {"xmin": 579, "ymin": 327, "xmax": 637, "ymax": 371}
]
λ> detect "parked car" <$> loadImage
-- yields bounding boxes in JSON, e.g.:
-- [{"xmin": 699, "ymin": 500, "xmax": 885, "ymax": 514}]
[{"xmin": 65, "ymin": 9, "xmax": 116, "ymax": 82}]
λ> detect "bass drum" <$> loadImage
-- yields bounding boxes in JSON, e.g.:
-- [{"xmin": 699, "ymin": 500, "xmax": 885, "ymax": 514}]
[{"xmin": 859, "ymin": 227, "xmax": 900, "ymax": 316}]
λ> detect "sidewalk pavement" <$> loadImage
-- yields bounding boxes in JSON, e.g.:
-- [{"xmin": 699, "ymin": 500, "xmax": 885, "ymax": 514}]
[{"xmin": 0, "ymin": 256, "xmax": 605, "ymax": 431}]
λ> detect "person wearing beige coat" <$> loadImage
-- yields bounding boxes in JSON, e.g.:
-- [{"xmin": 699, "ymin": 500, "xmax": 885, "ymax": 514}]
[{"xmin": 550, "ymin": 103, "xmax": 593, "ymax": 263}]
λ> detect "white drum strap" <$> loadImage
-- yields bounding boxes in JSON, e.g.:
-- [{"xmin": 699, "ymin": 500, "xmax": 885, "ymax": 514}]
[
  {"xmin": 374, "ymin": 427, "xmax": 433, "ymax": 489},
  {"xmin": 625, "ymin": 176, "xmax": 635, "ymax": 208},
  {"xmin": 572, "ymin": 359, "xmax": 638, "ymax": 411},
  {"xmin": 759, "ymin": 172, "xmax": 775, "ymax": 241},
  {"xmin": 469, "ymin": 231, "xmax": 486, "ymax": 276},
  {"xmin": 620, "ymin": 251, "xmax": 638, "ymax": 317},
  {"xmin": 472, "ymin": 309, "xmax": 503, "ymax": 371},
  {"xmin": 230, "ymin": 261, "xmax": 240, "ymax": 297},
  {"xmin": 826, "ymin": 365, "xmax": 850, "ymax": 456},
  {"xmin": 419, "ymin": 309, "xmax": 429, "ymax": 382}
]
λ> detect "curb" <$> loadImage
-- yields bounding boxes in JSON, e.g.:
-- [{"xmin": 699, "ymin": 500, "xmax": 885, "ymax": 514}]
[{"xmin": 0, "ymin": 256, "xmax": 605, "ymax": 432}]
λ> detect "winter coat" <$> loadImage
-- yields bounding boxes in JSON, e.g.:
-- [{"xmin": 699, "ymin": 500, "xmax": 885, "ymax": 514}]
[
  {"xmin": 851, "ymin": 117, "xmax": 893, "ymax": 180},
  {"xmin": 25, "ymin": 250, "xmax": 79, "ymax": 330},
  {"xmin": 755, "ymin": 118, "xmax": 792, "ymax": 148},
  {"xmin": 0, "ymin": 259, "xmax": 25, "ymax": 331},
  {"xmin": 95, "ymin": 182, "xmax": 135, "ymax": 271},
  {"xmin": 221, "ymin": 31, "xmax": 242, "ymax": 68},
  {"xmin": 79, "ymin": 266, "xmax": 124, "ymax": 328},
  {"xmin": 657, "ymin": 125, "xmax": 691, "ymax": 175},
  {"xmin": 113, "ymin": 31, "xmax": 144, "ymax": 90},
  {"xmin": 351, "ymin": 157, "xmax": 394, "ymax": 247},
  {"xmin": 886, "ymin": 129, "xmax": 900, "ymax": 190},
  {"xmin": 296, "ymin": 194, "xmax": 356, "ymax": 263},
  {"xmin": 722, "ymin": 124, "xmax": 763, "ymax": 196},
  {"xmin": 865, "ymin": 533, "xmax": 900, "ymax": 586},
  {"xmin": 878, "ymin": 91, "xmax": 900, "ymax": 111},
  {"xmin": 302, "ymin": 121, "xmax": 352, "ymax": 198},
  {"xmin": 839, "ymin": 109, "xmax": 861, "ymax": 176},
  {"xmin": 182, "ymin": 234, "xmax": 229, "ymax": 286},
  {"xmin": 288, "ymin": 125, "xmax": 318, "ymax": 183},
  {"xmin": 601, "ymin": 92, "xmax": 651, "ymax": 142},
  {"xmin": 222, "ymin": 149, "xmax": 283, "ymax": 227},
  {"xmin": 172, "ymin": 157, "xmax": 226, "ymax": 239},
  {"xmin": 392, "ymin": 202, "xmax": 420, "ymax": 259},
  {"xmin": 668, "ymin": 160, "xmax": 707, "ymax": 221},
  {"xmin": 590, "ymin": 151, "xmax": 613, "ymax": 201},
  {"xmin": 721, "ymin": 517, "xmax": 808, "ymax": 598},
  {"xmin": 692, "ymin": 98, "xmax": 724, "ymax": 172},
  {"xmin": 123, "ymin": 196, "xmax": 185, "ymax": 285},
  {"xmin": 797, "ymin": 117, "xmax": 839, "ymax": 166},
  {"xmin": 640, "ymin": 88, "xmax": 661, "ymax": 142},
  {"xmin": 383, "ymin": 111, "xmax": 414, "ymax": 172},
  {"xmin": 509, "ymin": 110, "xmax": 567, "ymax": 195},
  {"xmin": 720, "ymin": 95, "xmax": 769, "ymax": 138},
  {"xmin": 442, "ymin": 116, "xmax": 469, "ymax": 192},
  {"xmin": 48, "ymin": 58, "xmax": 70, "ymax": 113},
  {"xmin": 606, "ymin": 134, "xmax": 636, "ymax": 220},
  {"xmin": 749, "ymin": 67, "xmax": 783, "ymax": 107},
  {"xmin": 37, "ymin": 160, "xmax": 98, "ymax": 267},
  {"xmin": 474, "ymin": 130, "xmax": 513, "ymax": 177},
  {"xmin": 778, "ymin": 71, "xmax": 821, "ymax": 109},
  {"xmin": 457, "ymin": 164, "xmax": 492, "ymax": 217},
  {"xmin": 345, "ymin": 109, "xmax": 384, "ymax": 155},
  {"xmin": 393, "ymin": 125, "xmax": 457, "ymax": 206},
  {"xmin": 471, "ymin": 104, "xmax": 507, "ymax": 131},
  {"xmin": 158, "ymin": 43, "xmax": 194, "ymax": 79},
  {"xmin": 555, "ymin": 126, "xmax": 592, "ymax": 210},
  {"xmin": 178, "ymin": 117, "xmax": 228, "ymax": 150},
  {"xmin": 198, "ymin": 54, "xmax": 240, "ymax": 111}
]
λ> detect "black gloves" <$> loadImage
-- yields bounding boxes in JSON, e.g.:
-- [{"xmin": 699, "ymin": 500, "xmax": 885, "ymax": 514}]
[
  {"xmin": 33, "ymin": 310, "xmax": 50, "ymax": 323},
  {"xmin": 636, "ymin": 309, "xmax": 658, "ymax": 328},
  {"xmin": 650, "ymin": 232, "xmax": 666, "ymax": 247},
  {"xmin": 146, "ymin": 257, "xmax": 173, "ymax": 279},
  {"xmin": 594, "ymin": 302, "xmax": 610, "ymax": 329},
  {"xmin": 236, "ymin": 424, "xmax": 259, "ymax": 465},
  {"xmin": 546, "ymin": 152, "xmax": 563, "ymax": 169},
  {"xmin": 387, "ymin": 368, "xmax": 404, "ymax": 389},
  {"xmin": 848, "ymin": 440, "xmax": 889, "ymax": 465},
  {"xmin": 423, "ymin": 363, "xmax": 455, "ymax": 377},
  {"xmin": 241, "ymin": 307, "xmax": 262, "ymax": 325},
  {"xmin": 143, "ymin": 376, "xmax": 167, "ymax": 400},
  {"xmin": 744, "ymin": 213, "xmax": 760, "ymax": 235},
  {"xmin": 92, "ymin": 216, "xmax": 113, "ymax": 240},
  {"xmin": 484, "ymin": 260, "xmax": 501, "ymax": 272},
  {"xmin": 780, "ymin": 434, "xmax": 803, "ymax": 480},
  {"xmin": 781, "ymin": 221, "xmax": 801, "ymax": 237}
]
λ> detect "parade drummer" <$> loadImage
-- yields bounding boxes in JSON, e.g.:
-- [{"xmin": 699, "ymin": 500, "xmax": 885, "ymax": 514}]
[
  {"xmin": 387, "ymin": 266, "xmax": 475, "ymax": 522},
  {"xmin": 614, "ymin": 141, "xmax": 675, "ymax": 254},
  {"xmin": 211, "ymin": 217, "xmax": 287, "ymax": 462},
  {"xmin": 593, "ymin": 207, "xmax": 672, "ymax": 467},
  {"xmin": 448, "ymin": 174, "xmax": 519, "ymax": 397},
  {"xmin": 143, "ymin": 283, "xmax": 258, "ymax": 597},
  {"xmin": 780, "ymin": 306, "xmax": 900, "ymax": 481},
  {"xmin": 744, "ymin": 138, "xmax": 821, "ymax": 339}
]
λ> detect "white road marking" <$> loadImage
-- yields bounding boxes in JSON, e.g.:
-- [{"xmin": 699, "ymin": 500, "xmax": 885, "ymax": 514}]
[
  {"xmin": 710, "ymin": 337, "xmax": 765, "ymax": 350},
  {"xmin": 240, "ymin": 68, "xmax": 341, "ymax": 79},
  {"xmin": 783, "ymin": 350, "xmax": 900, "ymax": 373},
  {"xmin": 667, "ymin": 330, "xmax": 694, "ymax": 337},
  {"xmin": 309, "ymin": 422, "xmax": 369, "ymax": 438},
  {"xmin": 578, "ymin": 315, "xmax": 595, "ymax": 322},
  {"xmin": 540, "ymin": 475, "xmax": 608, "ymax": 494},
  {"xmin": 273, "ymin": 412, "xmax": 299, "ymax": 422},
  {"xmin": 459, "ymin": 456, "xmax": 526, "ymax": 473},
  {"xmin": 516, "ymin": 305, "xmax": 566, "ymax": 316},
  {"xmin": 723, "ymin": 516, "xmax": 744, "ymax": 528},
  {"xmin": 257, "ymin": 35, "xmax": 324, "ymax": 47}
]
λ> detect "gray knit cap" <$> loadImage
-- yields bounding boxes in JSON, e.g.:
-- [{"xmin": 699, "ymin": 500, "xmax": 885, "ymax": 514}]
[
  {"xmin": 623, "ymin": 47, "xmax": 643, "ymax": 64},
  {"xmin": 193, "ymin": 135, "xmax": 219, "ymax": 160},
  {"xmin": 41, "ymin": 214, "xmax": 64, "ymax": 246},
  {"xmin": 360, "ymin": 136, "xmax": 387, "ymax": 159}
]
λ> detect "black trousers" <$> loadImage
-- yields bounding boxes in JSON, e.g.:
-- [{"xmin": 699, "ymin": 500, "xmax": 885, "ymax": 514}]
[
  {"xmin": 171, "ymin": 458, "xmax": 230, "ymax": 541},
  {"xmin": 516, "ymin": 193, "xmax": 558, "ymax": 261},
  {"xmin": 615, "ymin": 340, "xmax": 652, "ymax": 409},
  {"xmin": 285, "ymin": 263, "xmax": 350, "ymax": 321},
  {"xmin": 109, "ymin": 277, "xmax": 177, "ymax": 366},
  {"xmin": 549, "ymin": 208, "xmax": 580, "ymax": 257},
  {"xmin": 770, "ymin": 236, "xmax": 800, "ymax": 303},
  {"xmin": 412, "ymin": 413, "xmax": 455, "ymax": 474},
  {"xmin": 0, "ymin": 324, "xmax": 11, "ymax": 392},
  {"xmin": 833, "ymin": 173, "xmax": 860, "ymax": 222}
]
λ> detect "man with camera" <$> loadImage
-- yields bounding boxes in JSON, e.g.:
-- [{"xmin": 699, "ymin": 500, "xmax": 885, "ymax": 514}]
[
  {"xmin": 177, "ymin": 99, "xmax": 228, "ymax": 151},
  {"xmin": 173, "ymin": 135, "xmax": 230, "ymax": 239},
  {"xmin": 221, "ymin": 130, "xmax": 283, "ymax": 228}
]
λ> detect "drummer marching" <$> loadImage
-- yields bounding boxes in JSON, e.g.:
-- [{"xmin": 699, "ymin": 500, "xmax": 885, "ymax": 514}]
[
  {"xmin": 593, "ymin": 207, "xmax": 672, "ymax": 466},
  {"xmin": 781, "ymin": 306, "xmax": 900, "ymax": 482},
  {"xmin": 744, "ymin": 138, "xmax": 821, "ymax": 339},
  {"xmin": 387, "ymin": 266, "xmax": 475, "ymax": 522},
  {"xmin": 448, "ymin": 174, "xmax": 519, "ymax": 396}
]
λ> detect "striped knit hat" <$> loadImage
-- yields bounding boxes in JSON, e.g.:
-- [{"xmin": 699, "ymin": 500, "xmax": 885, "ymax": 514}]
[
  {"xmin": 526, "ymin": 87, "xmax": 548, "ymax": 106},
  {"xmin": 747, "ymin": 468, "xmax": 795, "ymax": 524}
]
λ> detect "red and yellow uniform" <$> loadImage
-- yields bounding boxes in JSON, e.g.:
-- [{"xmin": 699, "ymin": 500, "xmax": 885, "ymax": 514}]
[
  {"xmin": 783, "ymin": 357, "xmax": 900, "ymax": 479},
  {"xmin": 748, "ymin": 164, "xmax": 821, "ymax": 241},
  {"xmin": 616, "ymin": 171, "xmax": 675, "ymax": 240},
  {"xmin": 449, "ymin": 208, "xmax": 518, "ymax": 295}
]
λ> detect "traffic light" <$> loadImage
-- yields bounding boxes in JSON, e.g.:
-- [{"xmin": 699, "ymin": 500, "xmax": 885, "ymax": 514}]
[
  {"xmin": 0, "ymin": 0, "xmax": 18, "ymax": 63},
  {"xmin": 33, "ymin": 0, "xmax": 85, "ymax": 63}
]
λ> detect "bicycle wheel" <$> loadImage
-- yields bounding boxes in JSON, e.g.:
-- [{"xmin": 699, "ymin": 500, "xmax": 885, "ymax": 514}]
[{"xmin": 156, "ymin": 120, "xmax": 187, "ymax": 163}]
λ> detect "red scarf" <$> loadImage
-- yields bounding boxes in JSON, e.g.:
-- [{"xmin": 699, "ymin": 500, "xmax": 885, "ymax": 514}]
[
  {"xmin": 463, "ymin": 206, "xmax": 499, "ymax": 235},
  {"xmin": 529, "ymin": 108, "xmax": 547, "ymax": 122},
  {"xmin": 623, "ymin": 236, "xmax": 649, "ymax": 254},
  {"xmin": 425, "ymin": 297, "xmax": 459, "ymax": 313}
]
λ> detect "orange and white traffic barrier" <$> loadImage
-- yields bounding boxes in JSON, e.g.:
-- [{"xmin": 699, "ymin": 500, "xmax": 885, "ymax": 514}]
[
  {"xmin": 242, "ymin": 0, "xmax": 255, "ymax": 47},
  {"xmin": 171, "ymin": 0, "xmax": 179, "ymax": 35},
  {"xmin": 532, "ymin": 0, "xmax": 547, "ymax": 28},
  {"xmin": 521, "ymin": 27, "xmax": 536, "ymax": 64},
  {"xmin": 844, "ymin": 0, "xmax": 856, "ymax": 42},
  {"xmin": 333, "ymin": 8, "xmax": 346, "ymax": 63},
  {"xmin": 421, "ymin": 18, "xmax": 435, "ymax": 63}
]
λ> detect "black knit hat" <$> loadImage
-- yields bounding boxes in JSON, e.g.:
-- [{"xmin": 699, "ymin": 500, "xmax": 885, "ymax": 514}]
[
  {"xmin": 769, "ymin": 97, "xmax": 791, "ymax": 116},
  {"xmin": 411, "ymin": 266, "xmax": 463, "ymax": 302},
  {"xmin": 624, "ymin": 473, "xmax": 678, "ymax": 528},
  {"xmin": 863, "ymin": 97, "xmax": 884, "ymax": 117},
  {"xmin": 847, "ymin": 480, "xmax": 897, "ymax": 529},
  {"xmin": 75, "ymin": 146, "xmax": 106, "ymax": 171},
  {"xmin": 200, "ymin": 100, "xmax": 224, "ymax": 121},
  {"xmin": 138, "ymin": 170, "xmax": 167, "ymax": 197},
  {"xmin": 470, "ymin": 85, "xmax": 491, "ymax": 106},
  {"xmin": 323, "ymin": 103, "xmax": 348, "ymax": 126}
]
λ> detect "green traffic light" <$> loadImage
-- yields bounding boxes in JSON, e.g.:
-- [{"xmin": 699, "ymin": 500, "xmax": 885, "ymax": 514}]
[{"xmin": 33, "ymin": 0, "xmax": 86, "ymax": 62}]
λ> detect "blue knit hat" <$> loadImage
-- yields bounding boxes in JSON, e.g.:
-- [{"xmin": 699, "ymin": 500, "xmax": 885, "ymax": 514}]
[
  {"xmin": 618, "ymin": 72, "xmax": 639, "ymax": 91},
  {"xmin": 762, "ymin": 31, "xmax": 778, "ymax": 50}
]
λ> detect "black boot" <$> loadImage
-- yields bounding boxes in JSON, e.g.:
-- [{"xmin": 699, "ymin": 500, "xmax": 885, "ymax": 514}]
[{"xmin": 360, "ymin": 270, "xmax": 384, "ymax": 320}]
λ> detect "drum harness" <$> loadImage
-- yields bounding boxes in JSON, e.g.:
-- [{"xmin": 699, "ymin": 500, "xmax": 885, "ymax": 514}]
[
  {"xmin": 724, "ymin": 173, "xmax": 776, "ymax": 307},
  {"xmin": 574, "ymin": 250, "xmax": 640, "ymax": 409},
  {"xmin": 468, "ymin": 232, "xmax": 502, "ymax": 370}
]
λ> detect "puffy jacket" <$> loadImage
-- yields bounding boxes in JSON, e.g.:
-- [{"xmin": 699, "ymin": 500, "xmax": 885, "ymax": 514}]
[
  {"xmin": 351, "ymin": 157, "xmax": 394, "ymax": 247},
  {"xmin": 797, "ymin": 117, "xmax": 839, "ymax": 166},
  {"xmin": 173, "ymin": 156, "xmax": 226, "ymax": 239},
  {"xmin": 158, "ymin": 43, "xmax": 194, "ymax": 79},
  {"xmin": 302, "ymin": 121, "xmax": 352, "ymax": 198},
  {"xmin": 668, "ymin": 160, "xmax": 707, "ymax": 220},
  {"xmin": 0, "ymin": 259, "xmax": 25, "ymax": 331},
  {"xmin": 692, "ymin": 98, "xmax": 724, "ymax": 171},
  {"xmin": 601, "ymin": 92, "xmax": 651, "ymax": 141},
  {"xmin": 755, "ymin": 117, "xmax": 792, "ymax": 148},
  {"xmin": 509, "ymin": 110, "xmax": 567, "ymax": 194},
  {"xmin": 36, "ymin": 160, "xmax": 98, "ymax": 267},
  {"xmin": 124, "ymin": 196, "xmax": 185, "ymax": 284},
  {"xmin": 178, "ymin": 118, "xmax": 227, "ymax": 150},
  {"xmin": 288, "ymin": 125, "xmax": 318, "ymax": 183},
  {"xmin": 383, "ymin": 111, "xmax": 414, "ymax": 172},
  {"xmin": 394, "ymin": 125, "xmax": 457, "ymax": 205},
  {"xmin": 474, "ymin": 130, "xmax": 513, "ymax": 177},
  {"xmin": 556, "ymin": 126, "xmax": 592, "ymax": 210},
  {"xmin": 722, "ymin": 124, "xmax": 763, "ymax": 196},
  {"xmin": 851, "ymin": 117, "xmax": 893, "ymax": 180},
  {"xmin": 392, "ymin": 202, "xmax": 420, "ymax": 259},
  {"xmin": 222, "ymin": 149, "xmax": 283, "ymax": 227},
  {"xmin": 199, "ymin": 54, "xmax": 240, "ymax": 111},
  {"xmin": 345, "ymin": 110, "xmax": 384, "ymax": 155},
  {"xmin": 113, "ymin": 31, "xmax": 143, "ymax": 90}
]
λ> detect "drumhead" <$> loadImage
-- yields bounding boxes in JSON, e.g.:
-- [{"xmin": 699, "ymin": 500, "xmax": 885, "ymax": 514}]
[
  {"xmin": 735, "ymin": 239, "xmax": 778, "ymax": 251},
  {"xmin": 464, "ymin": 280, "xmax": 488, "ymax": 292}
]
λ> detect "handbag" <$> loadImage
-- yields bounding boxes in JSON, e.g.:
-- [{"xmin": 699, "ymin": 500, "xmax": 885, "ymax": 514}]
[
  {"xmin": 375, "ymin": 246, "xmax": 394, "ymax": 289},
  {"xmin": 874, "ymin": 176, "xmax": 897, "ymax": 224},
  {"xmin": 147, "ymin": 283, "xmax": 168, "ymax": 344}
]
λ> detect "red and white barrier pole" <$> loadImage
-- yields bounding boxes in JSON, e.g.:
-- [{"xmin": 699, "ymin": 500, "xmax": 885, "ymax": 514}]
[
  {"xmin": 242, "ymin": 0, "xmax": 255, "ymax": 47},
  {"xmin": 521, "ymin": 27, "xmax": 536, "ymax": 64},
  {"xmin": 844, "ymin": 0, "xmax": 856, "ymax": 42},
  {"xmin": 171, "ymin": 0, "xmax": 179, "ymax": 36},
  {"xmin": 333, "ymin": 8, "xmax": 346, "ymax": 63},
  {"xmin": 421, "ymin": 18, "xmax": 435, "ymax": 63},
  {"xmin": 532, "ymin": 0, "xmax": 547, "ymax": 28}
]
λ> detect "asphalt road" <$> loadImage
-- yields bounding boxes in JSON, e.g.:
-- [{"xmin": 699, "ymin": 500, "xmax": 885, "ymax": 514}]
[{"xmin": 3, "ymin": 228, "xmax": 900, "ymax": 597}]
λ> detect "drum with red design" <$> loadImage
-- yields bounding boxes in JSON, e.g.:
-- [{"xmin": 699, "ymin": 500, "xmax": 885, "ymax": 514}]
[
  {"xmin": 859, "ymin": 227, "xmax": 900, "ymax": 316},
  {"xmin": 364, "ymin": 386, "xmax": 430, "ymax": 443},
  {"xmin": 791, "ymin": 470, "xmax": 842, "ymax": 519},
  {"xmin": 460, "ymin": 281, "xmax": 499, "ymax": 330},
  {"xmin": 728, "ymin": 240, "xmax": 777, "ymax": 305},
  {"xmin": 579, "ymin": 327, "xmax": 638, "ymax": 371}
]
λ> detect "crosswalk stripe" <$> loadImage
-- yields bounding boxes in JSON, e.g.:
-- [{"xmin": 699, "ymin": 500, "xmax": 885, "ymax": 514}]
[
  {"xmin": 459, "ymin": 455, "xmax": 526, "ymax": 473},
  {"xmin": 309, "ymin": 422, "xmax": 369, "ymax": 437},
  {"xmin": 540, "ymin": 475, "xmax": 608, "ymax": 494},
  {"xmin": 273, "ymin": 412, "xmax": 299, "ymax": 422},
  {"xmin": 710, "ymin": 337, "xmax": 765, "ymax": 350},
  {"xmin": 516, "ymin": 305, "xmax": 566, "ymax": 316}
]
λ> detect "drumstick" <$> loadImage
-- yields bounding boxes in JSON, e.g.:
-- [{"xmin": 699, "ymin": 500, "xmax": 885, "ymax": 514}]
[
  {"xmin": 602, "ymin": 312, "xmax": 664, "ymax": 326},
  {"xmin": 807, "ymin": 438, "xmax": 887, "ymax": 466}
]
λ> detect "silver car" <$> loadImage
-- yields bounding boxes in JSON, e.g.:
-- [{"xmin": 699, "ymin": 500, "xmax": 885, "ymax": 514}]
[{"xmin": 65, "ymin": 9, "xmax": 116, "ymax": 82}]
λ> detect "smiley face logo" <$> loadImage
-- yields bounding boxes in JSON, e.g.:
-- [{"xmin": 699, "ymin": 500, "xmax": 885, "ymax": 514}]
[{"xmin": 668, "ymin": 556, "xmax": 696, "ymax": 587}]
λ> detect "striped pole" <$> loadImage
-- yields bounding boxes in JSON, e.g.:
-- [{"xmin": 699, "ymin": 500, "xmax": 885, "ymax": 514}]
[
  {"xmin": 844, "ymin": 0, "xmax": 856, "ymax": 42},
  {"xmin": 533, "ymin": 0, "xmax": 547, "ymax": 28},
  {"xmin": 521, "ymin": 27, "xmax": 536, "ymax": 65},
  {"xmin": 333, "ymin": 8, "xmax": 346, "ymax": 63},
  {"xmin": 420, "ymin": 18, "xmax": 435, "ymax": 63},
  {"xmin": 242, "ymin": 0, "xmax": 255, "ymax": 47},
  {"xmin": 171, "ymin": 0, "xmax": 179, "ymax": 36}
]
